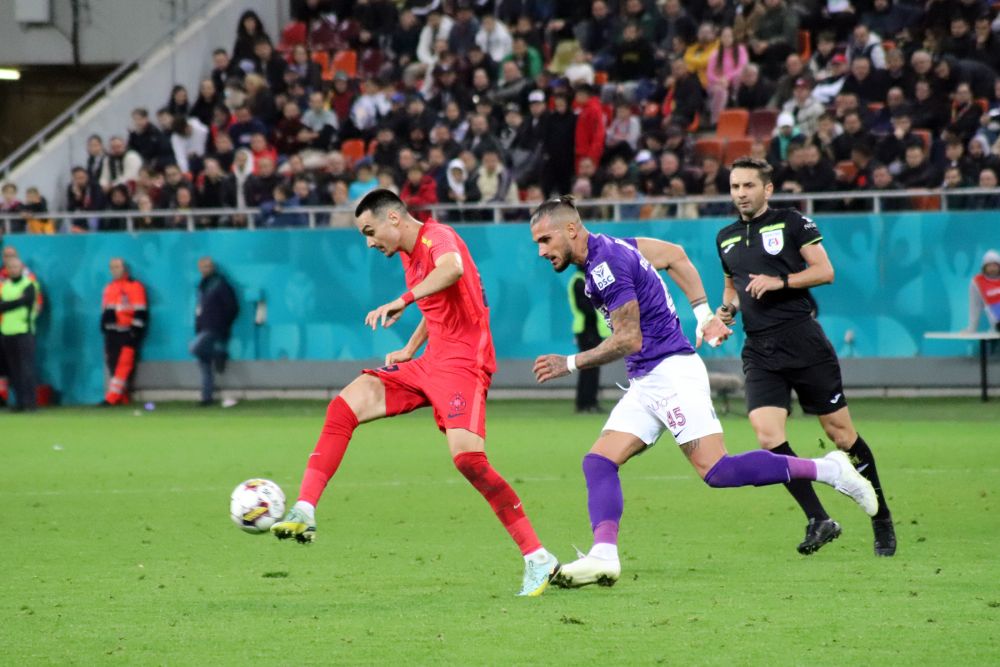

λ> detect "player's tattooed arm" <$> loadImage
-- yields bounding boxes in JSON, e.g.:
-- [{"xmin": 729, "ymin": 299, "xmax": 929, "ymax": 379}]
[
  {"xmin": 579, "ymin": 299, "xmax": 642, "ymax": 368},
  {"xmin": 533, "ymin": 300, "xmax": 641, "ymax": 383}
]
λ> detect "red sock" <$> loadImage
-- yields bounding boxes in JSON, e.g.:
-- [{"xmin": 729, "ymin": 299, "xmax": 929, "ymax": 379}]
[
  {"xmin": 298, "ymin": 396, "xmax": 359, "ymax": 506},
  {"xmin": 453, "ymin": 451, "xmax": 542, "ymax": 555}
]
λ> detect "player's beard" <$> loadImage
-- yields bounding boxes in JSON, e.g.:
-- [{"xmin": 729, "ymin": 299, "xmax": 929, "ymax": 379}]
[{"xmin": 549, "ymin": 254, "xmax": 570, "ymax": 273}]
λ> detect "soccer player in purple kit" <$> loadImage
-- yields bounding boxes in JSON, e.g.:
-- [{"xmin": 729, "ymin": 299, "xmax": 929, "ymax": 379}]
[{"xmin": 529, "ymin": 196, "xmax": 877, "ymax": 588}]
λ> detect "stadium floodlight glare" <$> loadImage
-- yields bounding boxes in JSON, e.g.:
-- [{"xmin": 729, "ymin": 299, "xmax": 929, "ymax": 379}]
[{"xmin": 0, "ymin": 68, "xmax": 21, "ymax": 81}]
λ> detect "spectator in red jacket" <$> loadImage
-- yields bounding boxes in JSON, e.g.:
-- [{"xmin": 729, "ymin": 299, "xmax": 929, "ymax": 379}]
[
  {"xmin": 248, "ymin": 132, "xmax": 278, "ymax": 172},
  {"xmin": 400, "ymin": 164, "xmax": 438, "ymax": 222},
  {"xmin": 574, "ymin": 84, "xmax": 605, "ymax": 172}
]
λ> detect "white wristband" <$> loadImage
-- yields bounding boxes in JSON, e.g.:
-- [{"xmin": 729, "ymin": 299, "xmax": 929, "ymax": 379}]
[
  {"xmin": 693, "ymin": 303, "xmax": 713, "ymax": 324},
  {"xmin": 566, "ymin": 354, "xmax": 577, "ymax": 374}
]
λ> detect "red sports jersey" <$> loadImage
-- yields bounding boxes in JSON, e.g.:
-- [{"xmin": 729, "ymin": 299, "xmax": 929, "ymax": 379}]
[{"xmin": 400, "ymin": 218, "xmax": 496, "ymax": 373}]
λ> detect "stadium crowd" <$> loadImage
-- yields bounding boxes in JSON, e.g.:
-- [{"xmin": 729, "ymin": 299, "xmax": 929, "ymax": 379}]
[{"xmin": 4, "ymin": 0, "xmax": 1000, "ymax": 232}]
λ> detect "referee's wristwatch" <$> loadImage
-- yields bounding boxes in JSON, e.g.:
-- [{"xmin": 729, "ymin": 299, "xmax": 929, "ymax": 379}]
[{"xmin": 780, "ymin": 274, "xmax": 789, "ymax": 289}]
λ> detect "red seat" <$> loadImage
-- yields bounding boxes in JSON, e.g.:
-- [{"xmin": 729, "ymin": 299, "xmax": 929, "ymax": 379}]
[
  {"xmin": 331, "ymin": 49, "xmax": 357, "ymax": 78},
  {"xmin": 912, "ymin": 129, "xmax": 931, "ymax": 152},
  {"xmin": 798, "ymin": 30, "xmax": 812, "ymax": 60},
  {"xmin": 835, "ymin": 160, "xmax": 857, "ymax": 182},
  {"xmin": 747, "ymin": 109, "xmax": 778, "ymax": 141},
  {"xmin": 716, "ymin": 108, "xmax": 749, "ymax": 140},
  {"xmin": 723, "ymin": 137, "xmax": 754, "ymax": 166},
  {"xmin": 314, "ymin": 51, "xmax": 333, "ymax": 80},
  {"xmin": 340, "ymin": 139, "xmax": 366, "ymax": 166},
  {"xmin": 694, "ymin": 138, "xmax": 725, "ymax": 163}
]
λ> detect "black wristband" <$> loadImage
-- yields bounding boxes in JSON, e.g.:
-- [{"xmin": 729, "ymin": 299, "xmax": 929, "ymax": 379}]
[{"xmin": 781, "ymin": 274, "xmax": 789, "ymax": 288}]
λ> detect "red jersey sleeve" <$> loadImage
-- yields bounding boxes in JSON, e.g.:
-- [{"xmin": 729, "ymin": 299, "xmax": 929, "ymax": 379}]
[{"xmin": 422, "ymin": 223, "xmax": 461, "ymax": 265}]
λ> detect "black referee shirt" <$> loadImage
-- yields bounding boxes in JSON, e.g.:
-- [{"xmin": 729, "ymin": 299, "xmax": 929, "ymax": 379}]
[{"xmin": 716, "ymin": 207, "xmax": 824, "ymax": 335}]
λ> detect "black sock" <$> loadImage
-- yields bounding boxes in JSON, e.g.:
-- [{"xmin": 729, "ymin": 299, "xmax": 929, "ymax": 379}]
[
  {"xmin": 847, "ymin": 434, "xmax": 891, "ymax": 520},
  {"xmin": 773, "ymin": 442, "xmax": 829, "ymax": 522}
]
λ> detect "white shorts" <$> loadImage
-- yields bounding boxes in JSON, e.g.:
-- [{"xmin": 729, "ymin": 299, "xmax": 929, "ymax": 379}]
[{"xmin": 602, "ymin": 353, "xmax": 723, "ymax": 447}]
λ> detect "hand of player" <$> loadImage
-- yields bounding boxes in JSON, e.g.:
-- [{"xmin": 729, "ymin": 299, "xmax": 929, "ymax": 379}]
[
  {"xmin": 716, "ymin": 304, "xmax": 736, "ymax": 326},
  {"xmin": 696, "ymin": 315, "xmax": 732, "ymax": 348},
  {"xmin": 532, "ymin": 354, "xmax": 570, "ymax": 384},
  {"xmin": 746, "ymin": 274, "xmax": 783, "ymax": 299},
  {"xmin": 384, "ymin": 348, "xmax": 413, "ymax": 366},
  {"xmin": 365, "ymin": 297, "xmax": 408, "ymax": 330}
]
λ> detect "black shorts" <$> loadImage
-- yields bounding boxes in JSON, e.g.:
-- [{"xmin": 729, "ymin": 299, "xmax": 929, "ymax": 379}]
[{"xmin": 742, "ymin": 318, "xmax": 847, "ymax": 416}]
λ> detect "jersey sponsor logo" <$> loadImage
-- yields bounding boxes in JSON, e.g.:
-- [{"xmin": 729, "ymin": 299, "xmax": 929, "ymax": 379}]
[
  {"xmin": 762, "ymin": 229, "xmax": 784, "ymax": 255},
  {"xmin": 421, "ymin": 236, "xmax": 433, "ymax": 247},
  {"xmin": 447, "ymin": 392, "xmax": 467, "ymax": 418},
  {"xmin": 590, "ymin": 261, "xmax": 616, "ymax": 291}
]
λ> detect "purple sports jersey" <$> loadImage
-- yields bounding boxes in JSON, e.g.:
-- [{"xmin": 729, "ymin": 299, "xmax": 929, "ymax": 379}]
[{"xmin": 583, "ymin": 233, "xmax": 694, "ymax": 378}]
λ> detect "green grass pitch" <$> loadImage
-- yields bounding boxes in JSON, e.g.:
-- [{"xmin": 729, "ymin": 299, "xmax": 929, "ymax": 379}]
[{"xmin": 4, "ymin": 398, "xmax": 999, "ymax": 665}]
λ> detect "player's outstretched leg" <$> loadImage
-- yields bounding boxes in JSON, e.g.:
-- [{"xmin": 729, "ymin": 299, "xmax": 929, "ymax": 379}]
[
  {"xmin": 273, "ymin": 376, "xmax": 383, "ymax": 543},
  {"xmin": 697, "ymin": 446, "xmax": 878, "ymax": 516},
  {"xmin": 450, "ymin": 434, "xmax": 559, "ymax": 596},
  {"xmin": 820, "ymin": 408, "xmax": 896, "ymax": 556}
]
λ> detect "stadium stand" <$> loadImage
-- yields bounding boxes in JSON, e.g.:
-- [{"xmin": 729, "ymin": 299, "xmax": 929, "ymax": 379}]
[{"xmin": 4, "ymin": 0, "xmax": 1000, "ymax": 233}]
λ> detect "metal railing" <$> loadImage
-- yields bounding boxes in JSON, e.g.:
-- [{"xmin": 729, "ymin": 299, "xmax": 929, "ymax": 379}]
[
  {"xmin": 2, "ymin": 187, "xmax": 998, "ymax": 235},
  {"xmin": 0, "ymin": 0, "xmax": 215, "ymax": 179}
]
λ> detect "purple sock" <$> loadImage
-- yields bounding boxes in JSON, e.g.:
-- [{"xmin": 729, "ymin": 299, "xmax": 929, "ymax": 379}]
[
  {"xmin": 583, "ymin": 453, "xmax": 622, "ymax": 545},
  {"xmin": 786, "ymin": 456, "xmax": 818, "ymax": 481},
  {"xmin": 704, "ymin": 450, "xmax": 804, "ymax": 488}
]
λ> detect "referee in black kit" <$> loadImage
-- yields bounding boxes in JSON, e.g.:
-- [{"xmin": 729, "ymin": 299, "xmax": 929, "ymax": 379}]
[{"xmin": 715, "ymin": 157, "xmax": 895, "ymax": 557}]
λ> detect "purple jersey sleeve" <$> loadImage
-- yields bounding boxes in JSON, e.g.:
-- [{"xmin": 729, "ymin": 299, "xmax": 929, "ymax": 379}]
[{"xmin": 590, "ymin": 249, "xmax": 638, "ymax": 314}]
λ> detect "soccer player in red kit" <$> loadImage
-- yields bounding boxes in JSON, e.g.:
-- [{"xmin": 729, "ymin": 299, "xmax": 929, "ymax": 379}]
[{"xmin": 271, "ymin": 189, "xmax": 561, "ymax": 596}]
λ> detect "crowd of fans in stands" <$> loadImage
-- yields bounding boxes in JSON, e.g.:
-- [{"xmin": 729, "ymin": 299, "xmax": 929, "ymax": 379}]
[{"xmin": 4, "ymin": 0, "xmax": 1000, "ymax": 232}]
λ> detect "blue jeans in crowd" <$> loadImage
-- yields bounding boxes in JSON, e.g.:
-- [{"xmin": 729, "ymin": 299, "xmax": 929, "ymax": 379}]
[{"xmin": 189, "ymin": 331, "xmax": 226, "ymax": 403}]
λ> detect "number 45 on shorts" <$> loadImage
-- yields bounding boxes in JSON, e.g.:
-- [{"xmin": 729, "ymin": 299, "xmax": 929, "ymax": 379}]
[{"xmin": 665, "ymin": 407, "xmax": 686, "ymax": 430}]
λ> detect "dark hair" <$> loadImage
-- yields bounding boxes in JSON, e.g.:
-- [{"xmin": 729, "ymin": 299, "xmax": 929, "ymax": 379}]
[
  {"xmin": 71, "ymin": 166, "xmax": 87, "ymax": 175},
  {"xmin": 213, "ymin": 47, "xmax": 228, "ymax": 57},
  {"xmin": 237, "ymin": 10, "xmax": 263, "ymax": 38},
  {"xmin": 851, "ymin": 144, "xmax": 873, "ymax": 159},
  {"xmin": 355, "ymin": 188, "xmax": 406, "ymax": 218},
  {"xmin": 730, "ymin": 157, "xmax": 774, "ymax": 185},
  {"xmin": 132, "ymin": 107, "xmax": 149, "ymax": 118},
  {"xmin": 171, "ymin": 115, "xmax": 191, "ymax": 134},
  {"xmin": 529, "ymin": 194, "xmax": 579, "ymax": 226},
  {"xmin": 253, "ymin": 34, "xmax": 272, "ymax": 48},
  {"xmin": 87, "ymin": 133, "xmax": 102, "ymax": 143}
]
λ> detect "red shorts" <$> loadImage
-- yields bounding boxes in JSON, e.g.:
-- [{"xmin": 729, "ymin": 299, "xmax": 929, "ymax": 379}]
[{"xmin": 362, "ymin": 357, "xmax": 491, "ymax": 438}]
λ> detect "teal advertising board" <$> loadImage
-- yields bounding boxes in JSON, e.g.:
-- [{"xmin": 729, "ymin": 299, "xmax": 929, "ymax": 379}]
[{"xmin": 7, "ymin": 212, "xmax": 992, "ymax": 404}]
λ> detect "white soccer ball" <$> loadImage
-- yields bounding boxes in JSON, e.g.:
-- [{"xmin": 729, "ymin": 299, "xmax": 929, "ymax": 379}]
[{"xmin": 230, "ymin": 479, "xmax": 286, "ymax": 534}]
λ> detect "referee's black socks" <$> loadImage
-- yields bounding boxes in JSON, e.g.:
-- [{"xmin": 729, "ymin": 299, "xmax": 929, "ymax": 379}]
[
  {"xmin": 848, "ymin": 435, "xmax": 891, "ymax": 520},
  {"xmin": 773, "ymin": 442, "xmax": 830, "ymax": 522}
]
